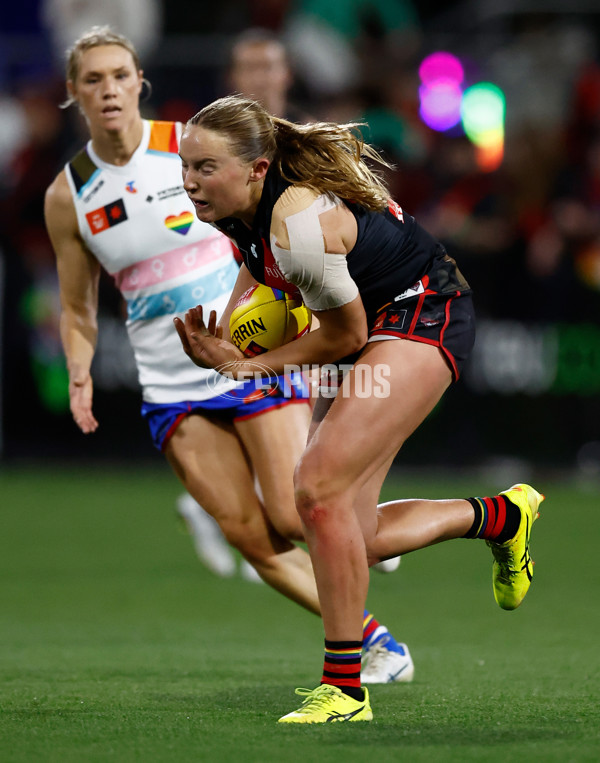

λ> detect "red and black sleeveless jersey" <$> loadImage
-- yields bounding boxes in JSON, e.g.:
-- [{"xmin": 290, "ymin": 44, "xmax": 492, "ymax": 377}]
[{"xmin": 214, "ymin": 166, "xmax": 470, "ymax": 322}]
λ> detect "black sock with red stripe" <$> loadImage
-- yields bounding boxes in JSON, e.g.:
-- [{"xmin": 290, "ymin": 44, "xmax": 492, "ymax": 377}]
[
  {"xmin": 321, "ymin": 639, "xmax": 364, "ymax": 701},
  {"xmin": 464, "ymin": 494, "xmax": 521, "ymax": 544}
]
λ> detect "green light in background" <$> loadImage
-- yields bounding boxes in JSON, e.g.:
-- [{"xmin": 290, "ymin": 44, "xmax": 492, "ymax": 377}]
[
  {"xmin": 461, "ymin": 82, "xmax": 505, "ymax": 146},
  {"xmin": 461, "ymin": 82, "xmax": 505, "ymax": 170}
]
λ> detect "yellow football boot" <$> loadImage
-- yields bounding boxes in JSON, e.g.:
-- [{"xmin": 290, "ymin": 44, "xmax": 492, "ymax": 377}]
[
  {"xmin": 487, "ymin": 483, "xmax": 544, "ymax": 610},
  {"xmin": 278, "ymin": 684, "xmax": 373, "ymax": 724}
]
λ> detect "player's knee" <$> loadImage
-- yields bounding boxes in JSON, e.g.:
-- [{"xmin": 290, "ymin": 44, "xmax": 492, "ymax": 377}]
[
  {"xmin": 293, "ymin": 456, "xmax": 316, "ymax": 510},
  {"xmin": 293, "ymin": 454, "xmax": 337, "ymax": 525}
]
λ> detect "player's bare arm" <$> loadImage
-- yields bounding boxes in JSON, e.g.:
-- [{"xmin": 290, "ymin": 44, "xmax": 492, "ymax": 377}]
[{"xmin": 44, "ymin": 171, "xmax": 102, "ymax": 433}]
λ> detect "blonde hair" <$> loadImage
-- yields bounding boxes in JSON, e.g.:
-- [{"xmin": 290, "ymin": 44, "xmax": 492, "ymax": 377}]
[
  {"xmin": 188, "ymin": 95, "xmax": 393, "ymax": 211},
  {"xmin": 61, "ymin": 25, "xmax": 143, "ymax": 109}
]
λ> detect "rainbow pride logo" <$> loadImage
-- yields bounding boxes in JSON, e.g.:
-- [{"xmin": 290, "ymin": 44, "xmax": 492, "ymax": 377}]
[{"xmin": 164, "ymin": 211, "xmax": 194, "ymax": 236}]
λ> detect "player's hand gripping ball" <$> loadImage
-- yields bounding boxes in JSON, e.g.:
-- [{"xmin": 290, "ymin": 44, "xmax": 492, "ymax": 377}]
[{"xmin": 229, "ymin": 284, "xmax": 311, "ymax": 357}]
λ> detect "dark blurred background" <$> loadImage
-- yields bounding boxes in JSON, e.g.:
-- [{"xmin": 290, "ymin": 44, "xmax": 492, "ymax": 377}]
[{"xmin": 2, "ymin": 0, "xmax": 600, "ymax": 478}]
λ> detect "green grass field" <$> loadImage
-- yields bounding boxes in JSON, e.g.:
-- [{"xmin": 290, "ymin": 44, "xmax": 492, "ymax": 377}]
[{"xmin": 1, "ymin": 463, "xmax": 599, "ymax": 762}]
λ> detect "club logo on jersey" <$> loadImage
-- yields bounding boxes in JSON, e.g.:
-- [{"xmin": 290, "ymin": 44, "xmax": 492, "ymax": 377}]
[
  {"xmin": 394, "ymin": 277, "xmax": 428, "ymax": 302},
  {"xmin": 388, "ymin": 199, "xmax": 405, "ymax": 222},
  {"xmin": 164, "ymin": 211, "xmax": 194, "ymax": 235},
  {"xmin": 86, "ymin": 199, "xmax": 128, "ymax": 235},
  {"xmin": 125, "ymin": 181, "xmax": 137, "ymax": 193}
]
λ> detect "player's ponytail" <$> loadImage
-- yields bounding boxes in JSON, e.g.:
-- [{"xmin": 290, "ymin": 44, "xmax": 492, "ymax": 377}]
[{"xmin": 271, "ymin": 118, "xmax": 392, "ymax": 211}]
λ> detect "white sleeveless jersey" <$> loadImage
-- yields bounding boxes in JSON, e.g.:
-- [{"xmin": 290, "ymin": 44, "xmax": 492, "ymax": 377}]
[{"xmin": 65, "ymin": 119, "xmax": 240, "ymax": 403}]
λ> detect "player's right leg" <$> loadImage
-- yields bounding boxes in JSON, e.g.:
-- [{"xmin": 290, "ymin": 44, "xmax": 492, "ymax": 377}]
[{"xmin": 164, "ymin": 411, "xmax": 321, "ymax": 614}]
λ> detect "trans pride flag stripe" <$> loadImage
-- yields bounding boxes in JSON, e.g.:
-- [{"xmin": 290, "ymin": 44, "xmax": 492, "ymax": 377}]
[{"xmin": 114, "ymin": 234, "xmax": 233, "ymax": 292}]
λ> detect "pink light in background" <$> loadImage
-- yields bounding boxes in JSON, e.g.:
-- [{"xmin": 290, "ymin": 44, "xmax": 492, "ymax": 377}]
[
  {"xmin": 418, "ymin": 51, "xmax": 465, "ymax": 132},
  {"xmin": 419, "ymin": 51, "xmax": 464, "ymax": 86},
  {"xmin": 419, "ymin": 81, "xmax": 463, "ymax": 131}
]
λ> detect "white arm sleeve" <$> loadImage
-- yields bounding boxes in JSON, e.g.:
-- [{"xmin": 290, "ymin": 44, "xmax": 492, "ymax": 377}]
[{"xmin": 270, "ymin": 195, "xmax": 359, "ymax": 311}]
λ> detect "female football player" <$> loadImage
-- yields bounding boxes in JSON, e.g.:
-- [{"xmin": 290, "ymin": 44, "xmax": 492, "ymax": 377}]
[
  {"xmin": 174, "ymin": 95, "xmax": 544, "ymax": 723},
  {"xmin": 44, "ymin": 28, "xmax": 412, "ymax": 684}
]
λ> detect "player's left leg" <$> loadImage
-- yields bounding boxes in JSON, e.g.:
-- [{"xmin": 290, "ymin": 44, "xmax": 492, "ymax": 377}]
[{"xmin": 281, "ymin": 339, "xmax": 463, "ymax": 722}]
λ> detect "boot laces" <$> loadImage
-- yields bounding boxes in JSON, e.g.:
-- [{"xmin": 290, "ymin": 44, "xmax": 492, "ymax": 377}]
[{"xmin": 294, "ymin": 685, "xmax": 340, "ymax": 713}]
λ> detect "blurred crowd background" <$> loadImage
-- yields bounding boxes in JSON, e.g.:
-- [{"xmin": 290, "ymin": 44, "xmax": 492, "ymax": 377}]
[{"xmin": 2, "ymin": 0, "xmax": 600, "ymax": 476}]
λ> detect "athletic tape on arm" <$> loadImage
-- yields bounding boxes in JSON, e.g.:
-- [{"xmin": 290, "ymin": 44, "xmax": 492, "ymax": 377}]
[{"xmin": 271, "ymin": 195, "xmax": 359, "ymax": 311}]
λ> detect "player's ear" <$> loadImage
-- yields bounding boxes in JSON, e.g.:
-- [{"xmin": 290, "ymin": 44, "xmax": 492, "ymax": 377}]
[
  {"xmin": 66, "ymin": 80, "xmax": 77, "ymax": 102},
  {"xmin": 249, "ymin": 158, "xmax": 270, "ymax": 182}
]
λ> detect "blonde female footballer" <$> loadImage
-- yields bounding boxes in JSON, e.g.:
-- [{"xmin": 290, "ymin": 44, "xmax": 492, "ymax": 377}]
[{"xmin": 174, "ymin": 95, "xmax": 544, "ymax": 723}]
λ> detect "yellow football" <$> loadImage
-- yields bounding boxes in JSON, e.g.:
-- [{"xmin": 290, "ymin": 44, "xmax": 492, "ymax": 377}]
[{"xmin": 229, "ymin": 284, "xmax": 311, "ymax": 357}]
